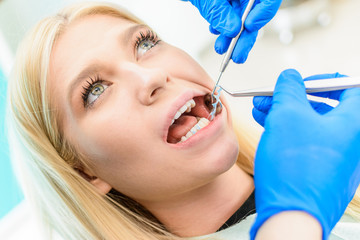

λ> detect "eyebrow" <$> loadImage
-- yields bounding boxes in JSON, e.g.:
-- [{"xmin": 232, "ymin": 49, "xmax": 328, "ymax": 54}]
[{"xmin": 67, "ymin": 23, "xmax": 149, "ymax": 104}]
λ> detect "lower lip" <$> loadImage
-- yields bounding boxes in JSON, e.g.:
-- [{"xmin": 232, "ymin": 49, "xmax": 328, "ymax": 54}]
[{"xmin": 167, "ymin": 110, "xmax": 225, "ymax": 148}]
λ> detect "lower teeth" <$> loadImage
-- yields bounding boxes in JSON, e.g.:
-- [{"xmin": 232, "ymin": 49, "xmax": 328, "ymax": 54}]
[{"xmin": 179, "ymin": 117, "xmax": 210, "ymax": 143}]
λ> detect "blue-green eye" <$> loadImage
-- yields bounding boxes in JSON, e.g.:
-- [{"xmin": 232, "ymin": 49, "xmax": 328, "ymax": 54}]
[
  {"xmin": 87, "ymin": 83, "xmax": 108, "ymax": 105},
  {"xmin": 137, "ymin": 40, "xmax": 156, "ymax": 57},
  {"xmin": 81, "ymin": 77, "xmax": 109, "ymax": 108},
  {"xmin": 135, "ymin": 30, "xmax": 161, "ymax": 58}
]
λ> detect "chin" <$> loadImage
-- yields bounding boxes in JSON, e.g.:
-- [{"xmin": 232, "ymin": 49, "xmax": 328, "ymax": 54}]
[{"xmin": 202, "ymin": 129, "xmax": 240, "ymax": 176}]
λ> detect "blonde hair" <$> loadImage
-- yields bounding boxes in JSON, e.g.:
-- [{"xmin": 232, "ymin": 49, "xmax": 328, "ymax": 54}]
[{"xmin": 6, "ymin": 1, "xmax": 360, "ymax": 240}]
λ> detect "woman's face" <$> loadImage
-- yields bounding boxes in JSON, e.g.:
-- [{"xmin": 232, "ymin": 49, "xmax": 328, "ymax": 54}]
[{"xmin": 49, "ymin": 15, "xmax": 239, "ymax": 203}]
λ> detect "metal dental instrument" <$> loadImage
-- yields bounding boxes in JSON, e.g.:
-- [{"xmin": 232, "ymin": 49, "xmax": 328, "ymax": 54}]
[
  {"xmin": 220, "ymin": 76, "xmax": 360, "ymax": 97},
  {"xmin": 211, "ymin": 0, "xmax": 256, "ymax": 97}
]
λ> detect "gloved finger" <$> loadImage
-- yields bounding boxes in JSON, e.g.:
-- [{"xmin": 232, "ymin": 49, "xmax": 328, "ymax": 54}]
[
  {"xmin": 253, "ymin": 90, "xmax": 334, "ymax": 116},
  {"xmin": 309, "ymin": 90, "xmax": 344, "ymax": 101},
  {"xmin": 214, "ymin": 1, "xmax": 258, "ymax": 63},
  {"xmin": 209, "ymin": 25, "xmax": 220, "ymax": 35},
  {"xmin": 259, "ymin": 98, "xmax": 334, "ymax": 117},
  {"xmin": 305, "ymin": 73, "xmax": 347, "ymax": 100},
  {"xmin": 213, "ymin": 0, "xmax": 247, "ymax": 55},
  {"xmin": 333, "ymin": 88, "xmax": 360, "ymax": 123},
  {"xmin": 214, "ymin": 34, "xmax": 232, "ymax": 54},
  {"xmin": 272, "ymin": 69, "xmax": 310, "ymax": 108},
  {"xmin": 309, "ymin": 100, "xmax": 334, "ymax": 115},
  {"xmin": 231, "ymin": 30, "xmax": 258, "ymax": 63},
  {"xmin": 245, "ymin": 0, "xmax": 282, "ymax": 32},
  {"xmin": 253, "ymin": 96, "xmax": 273, "ymax": 114},
  {"xmin": 252, "ymin": 107, "xmax": 267, "ymax": 127},
  {"xmin": 304, "ymin": 72, "xmax": 347, "ymax": 81},
  {"xmin": 229, "ymin": 0, "xmax": 246, "ymax": 20},
  {"xmin": 204, "ymin": 1, "xmax": 242, "ymax": 38}
]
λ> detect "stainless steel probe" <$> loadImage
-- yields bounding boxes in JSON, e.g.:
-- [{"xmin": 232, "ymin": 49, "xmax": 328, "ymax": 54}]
[
  {"xmin": 220, "ymin": 76, "xmax": 360, "ymax": 97},
  {"xmin": 211, "ymin": 0, "xmax": 256, "ymax": 97}
]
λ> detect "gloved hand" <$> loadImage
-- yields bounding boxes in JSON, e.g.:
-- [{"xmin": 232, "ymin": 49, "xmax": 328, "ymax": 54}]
[
  {"xmin": 252, "ymin": 72, "xmax": 346, "ymax": 126},
  {"xmin": 182, "ymin": 0, "xmax": 282, "ymax": 63},
  {"xmin": 249, "ymin": 69, "xmax": 360, "ymax": 240}
]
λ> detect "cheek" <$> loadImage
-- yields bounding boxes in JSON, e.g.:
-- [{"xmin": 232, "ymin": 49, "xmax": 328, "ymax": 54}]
[
  {"xmin": 72, "ymin": 105, "xmax": 165, "ymax": 179},
  {"xmin": 69, "ymin": 103, "xmax": 138, "ymax": 165},
  {"xmin": 73, "ymin": 120, "xmax": 174, "ymax": 200},
  {"xmin": 220, "ymin": 95, "xmax": 234, "ymax": 128}
]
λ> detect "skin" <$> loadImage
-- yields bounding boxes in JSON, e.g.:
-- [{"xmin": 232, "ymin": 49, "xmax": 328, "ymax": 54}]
[{"xmin": 48, "ymin": 15, "xmax": 254, "ymax": 237}]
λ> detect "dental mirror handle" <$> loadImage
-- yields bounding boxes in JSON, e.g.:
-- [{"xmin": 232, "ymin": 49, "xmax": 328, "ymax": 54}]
[
  {"xmin": 218, "ymin": 0, "xmax": 256, "ymax": 73},
  {"xmin": 212, "ymin": 0, "xmax": 255, "ymax": 96}
]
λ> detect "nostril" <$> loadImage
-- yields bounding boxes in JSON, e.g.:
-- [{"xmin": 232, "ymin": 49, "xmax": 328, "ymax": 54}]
[{"xmin": 150, "ymin": 88, "xmax": 158, "ymax": 97}]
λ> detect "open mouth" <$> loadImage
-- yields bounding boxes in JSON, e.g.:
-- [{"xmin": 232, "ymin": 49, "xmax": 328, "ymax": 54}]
[{"xmin": 167, "ymin": 94, "xmax": 222, "ymax": 144}]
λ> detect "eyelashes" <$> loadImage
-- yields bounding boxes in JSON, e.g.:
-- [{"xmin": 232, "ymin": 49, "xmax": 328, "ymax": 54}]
[
  {"xmin": 81, "ymin": 75, "xmax": 99, "ymax": 104},
  {"xmin": 80, "ymin": 28, "xmax": 161, "ymax": 108},
  {"xmin": 134, "ymin": 29, "xmax": 161, "ymax": 59},
  {"xmin": 81, "ymin": 75, "xmax": 108, "ymax": 108}
]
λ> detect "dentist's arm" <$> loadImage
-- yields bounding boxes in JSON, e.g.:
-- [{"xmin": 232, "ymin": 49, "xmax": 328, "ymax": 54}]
[
  {"xmin": 181, "ymin": 0, "xmax": 282, "ymax": 63},
  {"xmin": 256, "ymin": 211, "xmax": 322, "ymax": 240},
  {"xmin": 251, "ymin": 70, "xmax": 360, "ymax": 240}
]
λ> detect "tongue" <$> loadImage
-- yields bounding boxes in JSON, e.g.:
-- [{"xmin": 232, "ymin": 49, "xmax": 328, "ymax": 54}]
[{"xmin": 167, "ymin": 115, "xmax": 198, "ymax": 143}]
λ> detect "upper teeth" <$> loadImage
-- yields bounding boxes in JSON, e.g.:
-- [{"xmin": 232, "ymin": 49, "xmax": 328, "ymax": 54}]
[{"xmin": 171, "ymin": 99, "xmax": 196, "ymax": 125}]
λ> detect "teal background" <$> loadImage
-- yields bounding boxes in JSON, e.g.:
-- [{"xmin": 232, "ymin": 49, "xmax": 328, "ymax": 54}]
[{"xmin": 0, "ymin": 69, "xmax": 23, "ymax": 219}]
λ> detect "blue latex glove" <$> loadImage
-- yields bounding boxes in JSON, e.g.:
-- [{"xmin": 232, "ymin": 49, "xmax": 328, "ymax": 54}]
[
  {"xmin": 252, "ymin": 72, "xmax": 347, "ymax": 126},
  {"xmin": 182, "ymin": 0, "xmax": 282, "ymax": 63},
  {"xmin": 249, "ymin": 69, "xmax": 360, "ymax": 240}
]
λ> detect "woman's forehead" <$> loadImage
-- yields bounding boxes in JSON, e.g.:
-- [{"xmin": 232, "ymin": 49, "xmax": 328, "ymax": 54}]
[
  {"xmin": 59, "ymin": 14, "xmax": 137, "ymax": 43},
  {"xmin": 50, "ymin": 15, "xmax": 138, "ymax": 81}
]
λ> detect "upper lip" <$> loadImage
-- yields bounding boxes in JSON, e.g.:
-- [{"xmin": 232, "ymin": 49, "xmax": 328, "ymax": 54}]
[{"xmin": 163, "ymin": 89, "xmax": 207, "ymax": 142}]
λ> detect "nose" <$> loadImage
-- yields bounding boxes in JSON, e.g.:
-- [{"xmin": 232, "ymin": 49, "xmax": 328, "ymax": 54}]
[{"xmin": 136, "ymin": 66, "xmax": 169, "ymax": 105}]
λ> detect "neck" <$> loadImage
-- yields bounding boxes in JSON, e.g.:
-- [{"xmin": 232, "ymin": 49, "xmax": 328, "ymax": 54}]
[{"xmin": 142, "ymin": 165, "xmax": 254, "ymax": 237}]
